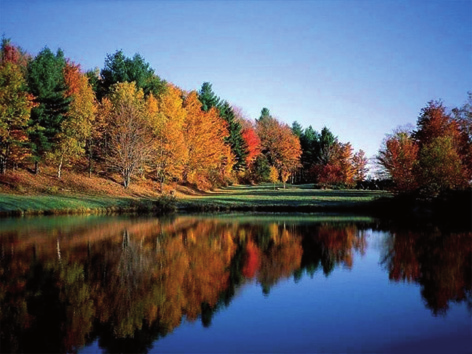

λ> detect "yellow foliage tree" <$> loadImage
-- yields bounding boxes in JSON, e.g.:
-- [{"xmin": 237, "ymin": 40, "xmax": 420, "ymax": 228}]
[
  {"xmin": 269, "ymin": 166, "xmax": 279, "ymax": 190},
  {"xmin": 147, "ymin": 84, "xmax": 188, "ymax": 190},
  {"xmin": 105, "ymin": 82, "xmax": 153, "ymax": 188},
  {"xmin": 0, "ymin": 62, "xmax": 35, "ymax": 173}
]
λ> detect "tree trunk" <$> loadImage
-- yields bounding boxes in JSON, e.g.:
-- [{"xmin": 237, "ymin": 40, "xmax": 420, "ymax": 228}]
[
  {"xmin": 88, "ymin": 155, "xmax": 93, "ymax": 178},
  {"xmin": 87, "ymin": 138, "xmax": 93, "ymax": 178},
  {"xmin": 123, "ymin": 171, "xmax": 130, "ymax": 188},
  {"xmin": 57, "ymin": 155, "xmax": 63, "ymax": 179},
  {"xmin": 34, "ymin": 161, "xmax": 40, "ymax": 174},
  {"xmin": 0, "ymin": 157, "xmax": 6, "ymax": 175}
]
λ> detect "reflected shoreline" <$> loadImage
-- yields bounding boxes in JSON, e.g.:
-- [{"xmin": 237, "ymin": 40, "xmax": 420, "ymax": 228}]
[{"xmin": 1, "ymin": 214, "xmax": 470, "ymax": 353}]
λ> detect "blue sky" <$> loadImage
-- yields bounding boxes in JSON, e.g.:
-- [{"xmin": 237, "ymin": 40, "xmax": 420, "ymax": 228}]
[{"xmin": 1, "ymin": 0, "xmax": 471, "ymax": 161}]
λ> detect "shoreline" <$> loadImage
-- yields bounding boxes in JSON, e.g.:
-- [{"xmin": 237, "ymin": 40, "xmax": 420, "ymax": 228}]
[{"xmin": 1, "ymin": 190, "xmax": 470, "ymax": 228}]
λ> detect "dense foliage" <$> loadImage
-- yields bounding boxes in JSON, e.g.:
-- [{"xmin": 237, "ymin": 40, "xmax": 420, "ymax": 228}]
[
  {"xmin": 1, "ymin": 38, "xmax": 470, "ymax": 195},
  {"xmin": 378, "ymin": 98, "xmax": 472, "ymax": 196},
  {"xmin": 0, "ymin": 39, "xmax": 308, "ymax": 190}
]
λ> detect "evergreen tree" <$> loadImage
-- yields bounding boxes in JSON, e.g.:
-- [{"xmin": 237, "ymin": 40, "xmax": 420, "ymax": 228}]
[
  {"xmin": 251, "ymin": 154, "xmax": 271, "ymax": 183},
  {"xmin": 27, "ymin": 47, "xmax": 70, "ymax": 173},
  {"xmin": 258, "ymin": 107, "xmax": 271, "ymax": 122},
  {"xmin": 297, "ymin": 125, "xmax": 319, "ymax": 181},
  {"xmin": 291, "ymin": 121, "xmax": 303, "ymax": 138},
  {"xmin": 317, "ymin": 127, "xmax": 337, "ymax": 165},
  {"xmin": 218, "ymin": 101, "xmax": 247, "ymax": 170},
  {"xmin": 99, "ymin": 50, "xmax": 165, "ymax": 99},
  {"xmin": 198, "ymin": 82, "xmax": 220, "ymax": 112}
]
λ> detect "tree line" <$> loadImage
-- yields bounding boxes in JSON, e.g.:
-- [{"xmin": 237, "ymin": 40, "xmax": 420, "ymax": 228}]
[
  {"xmin": 377, "ymin": 97, "xmax": 472, "ymax": 196},
  {"xmin": 1, "ymin": 38, "xmax": 470, "ymax": 194},
  {"xmin": 0, "ymin": 39, "xmax": 370, "ymax": 190}
]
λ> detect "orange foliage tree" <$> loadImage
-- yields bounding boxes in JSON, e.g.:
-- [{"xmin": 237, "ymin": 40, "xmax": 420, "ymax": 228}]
[
  {"xmin": 317, "ymin": 142, "xmax": 356, "ymax": 187},
  {"xmin": 256, "ymin": 115, "xmax": 301, "ymax": 188},
  {"xmin": 377, "ymin": 129, "xmax": 419, "ymax": 192},
  {"xmin": 182, "ymin": 91, "xmax": 233, "ymax": 189},
  {"xmin": 352, "ymin": 149, "xmax": 368, "ymax": 183}
]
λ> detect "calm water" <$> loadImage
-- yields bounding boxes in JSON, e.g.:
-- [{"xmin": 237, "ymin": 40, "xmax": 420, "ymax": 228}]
[{"xmin": 0, "ymin": 214, "xmax": 470, "ymax": 354}]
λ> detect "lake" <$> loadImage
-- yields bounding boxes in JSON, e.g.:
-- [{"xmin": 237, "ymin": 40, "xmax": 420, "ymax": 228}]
[{"xmin": 0, "ymin": 213, "xmax": 470, "ymax": 353}]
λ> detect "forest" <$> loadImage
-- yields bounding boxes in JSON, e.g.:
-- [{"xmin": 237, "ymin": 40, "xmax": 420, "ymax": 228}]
[{"xmin": 0, "ymin": 38, "xmax": 471, "ymax": 196}]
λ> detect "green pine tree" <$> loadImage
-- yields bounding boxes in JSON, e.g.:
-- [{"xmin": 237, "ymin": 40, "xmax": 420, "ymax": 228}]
[
  {"xmin": 99, "ymin": 50, "xmax": 165, "ymax": 99},
  {"xmin": 198, "ymin": 82, "xmax": 220, "ymax": 112},
  {"xmin": 27, "ymin": 47, "xmax": 70, "ymax": 173},
  {"xmin": 218, "ymin": 101, "xmax": 247, "ymax": 170}
]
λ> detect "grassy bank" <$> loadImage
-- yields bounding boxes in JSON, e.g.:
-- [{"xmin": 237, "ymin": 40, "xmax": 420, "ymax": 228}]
[
  {"xmin": 0, "ymin": 170, "xmax": 390, "ymax": 216},
  {"xmin": 0, "ymin": 194, "xmax": 177, "ymax": 216},
  {"xmin": 177, "ymin": 184, "xmax": 391, "ymax": 213},
  {"xmin": 0, "ymin": 167, "xmax": 175, "ymax": 216},
  {"xmin": 3, "ymin": 169, "xmax": 469, "ymax": 221}
]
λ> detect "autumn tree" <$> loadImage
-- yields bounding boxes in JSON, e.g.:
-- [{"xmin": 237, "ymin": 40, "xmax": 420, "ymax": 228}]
[
  {"xmin": 256, "ymin": 112, "xmax": 301, "ymax": 187},
  {"xmin": 316, "ymin": 141, "xmax": 355, "ymax": 187},
  {"xmin": 88, "ymin": 97, "xmax": 111, "ymax": 177},
  {"xmin": 241, "ymin": 124, "xmax": 261, "ymax": 168},
  {"xmin": 0, "ymin": 40, "xmax": 34, "ymax": 173},
  {"xmin": 105, "ymin": 82, "xmax": 153, "ymax": 188},
  {"xmin": 352, "ymin": 149, "xmax": 368, "ymax": 183},
  {"xmin": 269, "ymin": 166, "xmax": 279, "ymax": 189},
  {"xmin": 27, "ymin": 47, "xmax": 70, "ymax": 174},
  {"xmin": 147, "ymin": 84, "xmax": 188, "ymax": 189},
  {"xmin": 380, "ymin": 100, "xmax": 471, "ymax": 195},
  {"xmin": 414, "ymin": 101, "xmax": 470, "ymax": 194},
  {"xmin": 49, "ymin": 62, "xmax": 96, "ymax": 178},
  {"xmin": 377, "ymin": 129, "xmax": 419, "ymax": 192},
  {"xmin": 417, "ymin": 136, "xmax": 468, "ymax": 194},
  {"xmin": 182, "ymin": 91, "xmax": 233, "ymax": 189},
  {"xmin": 198, "ymin": 83, "xmax": 246, "ymax": 170}
]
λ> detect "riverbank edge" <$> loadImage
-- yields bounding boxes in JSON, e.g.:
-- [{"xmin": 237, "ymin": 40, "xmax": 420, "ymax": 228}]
[
  {"xmin": 0, "ymin": 194, "xmax": 177, "ymax": 217},
  {"xmin": 1, "ymin": 191, "xmax": 470, "ymax": 227}
]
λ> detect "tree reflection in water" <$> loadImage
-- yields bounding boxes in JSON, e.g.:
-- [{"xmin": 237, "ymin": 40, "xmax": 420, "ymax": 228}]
[
  {"xmin": 380, "ymin": 226, "xmax": 472, "ymax": 316},
  {"xmin": 0, "ymin": 215, "xmax": 470, "ymax": 353}
]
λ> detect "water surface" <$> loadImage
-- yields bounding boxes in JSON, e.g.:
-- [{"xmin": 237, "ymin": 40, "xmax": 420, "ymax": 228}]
[{"xmin": 0, "ymin": 214, "xmax": 470, "ymax": 353}]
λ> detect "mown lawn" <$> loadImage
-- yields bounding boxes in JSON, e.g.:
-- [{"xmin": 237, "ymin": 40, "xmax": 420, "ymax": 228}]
[
  {"xmin": 0, "ymin": 183, "xmax": 392, "ymax": 216},
  {"xmin": 0, "ymin": 194, "xmax": 136, "ymax": 215},
  {"xmin": 178, "ymin": 184, "xmax": 391, "ymax": 211}
]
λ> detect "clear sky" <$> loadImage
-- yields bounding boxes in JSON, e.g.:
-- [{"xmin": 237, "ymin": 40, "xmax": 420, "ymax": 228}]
[{"xmin": 1, "ymin": 0, "xmax": 471, "ymax": 161}]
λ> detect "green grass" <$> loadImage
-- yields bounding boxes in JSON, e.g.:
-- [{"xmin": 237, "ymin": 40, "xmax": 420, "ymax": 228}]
[
  {"xmin": 0, "ymin": 194, "xmax": 176, "ymax": 216},
  {"xmin": 0, "ymin": 184, "xmax": 391, "ymax": 217},
  {"xmin": 178, "ymin": 183, "xmax": 391, "ymax": 212}
]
